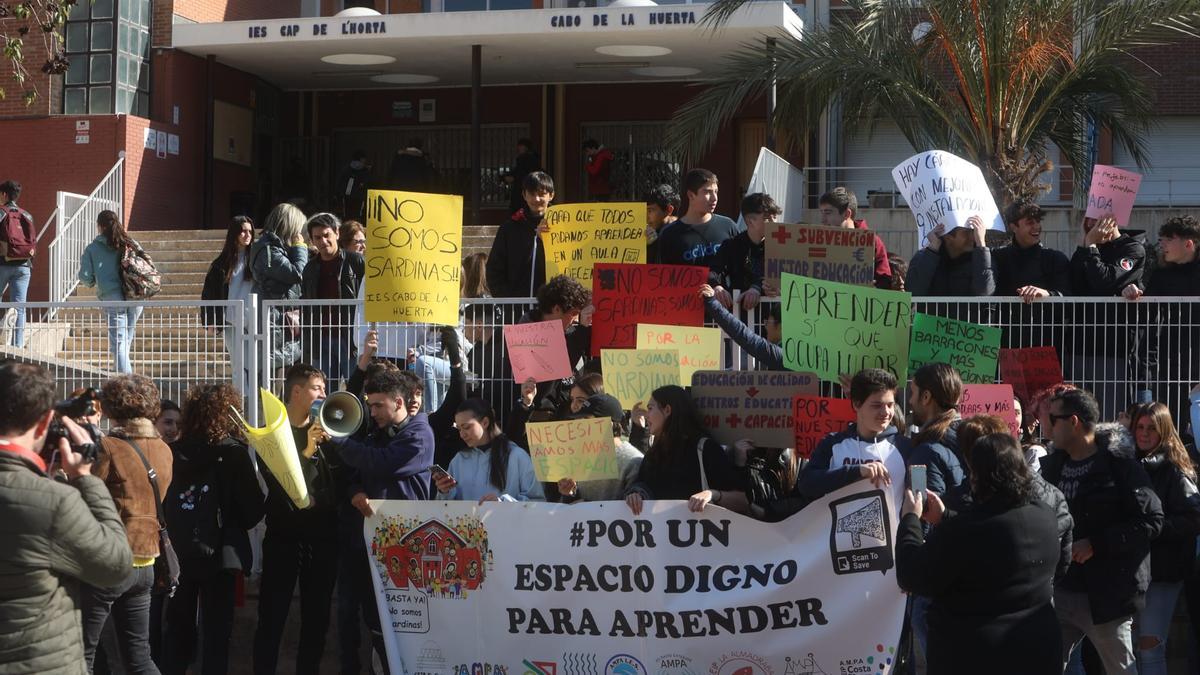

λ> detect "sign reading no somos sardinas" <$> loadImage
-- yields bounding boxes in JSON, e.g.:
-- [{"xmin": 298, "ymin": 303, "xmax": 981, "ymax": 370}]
[{"xmin": 364, "ymin": 189, "xmax": 462, "ymax": 324}]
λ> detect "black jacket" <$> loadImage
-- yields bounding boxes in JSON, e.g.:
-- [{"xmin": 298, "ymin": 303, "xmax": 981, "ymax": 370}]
[
  {"xmin": 626, "ymin": 437, "xmax": 742, "ymax": 501},
  {"xmin": 1069, "ymin": 231, "xmax": 1146, "ymax": 297},
  {"xmin": 260, "ymin": 423, "xmax": 341, "ymax": 537},
  {"xmin": 896, "ymin": 499, "xmax": 1063, "ymax": 675},
  {"xmin": 1039, "ymin": 423, "xmax": 1164, "ymax": 623},
  {"xmin": 709, "ymin": 230, "xmax": 764, "ymax": 293},
  {"xmin": 166, "ymin": 437, "xmax": 265, "ymax": 575},
  {"xmin": 200, "ymin": 255, "xmax": 236, "ymax": 327},
  {"xmin": 992, "ymin": 242, "xmax": 1071, "ymax": 296},
  {"xmin": 388, "ymin": 149, "xmax": 434, "ymax": 192},
  {"xmin": 907, "ymin": 246, "xmax": 996, "ymax": 296},
  {"xmin": 486, "ymin": 207, "xmax": 546, "ymax": 298},
  {"xmin": 1140, "ymin": 452, "xmax": 1200, "ymax": 582},
  {"xmin": 1144, "ymin": 258, "xmax": 1200, "ymax": 297},
  {"xmin": 301, "ymin": 249, "xmax": 365, "ymax": 302}
]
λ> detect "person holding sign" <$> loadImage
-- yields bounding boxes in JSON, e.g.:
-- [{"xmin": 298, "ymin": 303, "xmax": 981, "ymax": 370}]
[
  {"xmin": 252, "ymin": 364, "xmax": 341, "ymax": 675},
  {"xmin": 710, "ymin": 192, "xmax": 777, "ymax": 311},
  {"xmin": 794, "ymin": 369, "xmax": 910, "ymax": 510},
  {"xmin": 701, "ymin": 283, "xmax": 784, "ymax": 370},
  {"xmin": 557, "ymin": 393, "xmax": 644, "ymax": 503},
  {"xmin": 486, "ymin": 171, "xmax": 554, "ymax": 298},
  {"xmin": 656, "ymin": 169, "xmax": 742, "ymax": 301},
  {"xmin": 623, "ymin": 385, "xmax": 749, "ymax": 516},
  {"xmin": 817, "ymin": 187, "xmax": 894, "ymax": 290},
  {"xmin": 436, "ymin": 398, "xmax": 544, "ymax": 503},
  {"xmin": 1070, "ymin": 215, "xmax": 1146, "ymax": 297},
  {"xmin": 907, "ymin": 214, "xmax": 996, "ymax": 297},
  {"xmin": 994, "ymin": 200, "xmax": 1071, "ymax": 301}
]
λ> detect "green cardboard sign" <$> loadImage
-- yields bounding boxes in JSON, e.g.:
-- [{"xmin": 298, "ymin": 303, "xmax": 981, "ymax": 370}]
[{"xmin": 908, "ymin": 313, "xmax": 1001, "ymax": 384}]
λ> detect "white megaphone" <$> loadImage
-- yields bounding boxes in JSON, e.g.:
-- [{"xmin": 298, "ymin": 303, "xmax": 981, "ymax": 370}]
[{"xmin": 310, "ymin": 391, "xmax": 365, "ymax": 438}]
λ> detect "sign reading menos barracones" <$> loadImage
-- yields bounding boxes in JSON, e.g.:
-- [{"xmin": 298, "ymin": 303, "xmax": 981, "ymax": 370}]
[{"xmin": 364, "ymin": 484, "xmax": 905, "ymax": 672}]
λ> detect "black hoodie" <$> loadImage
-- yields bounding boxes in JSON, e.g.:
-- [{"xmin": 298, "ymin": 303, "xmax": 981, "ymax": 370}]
[
  {"xmin": 1069, "ymin": 230, "xmax": 1147, "ymax": 297},
  {"xmin": 1040, "ymin": 423, "xmax": 1164, "ymax": 624},
  {"xmin": 486, "ymin": 206, "xmax": 546, "ymax": 298}
]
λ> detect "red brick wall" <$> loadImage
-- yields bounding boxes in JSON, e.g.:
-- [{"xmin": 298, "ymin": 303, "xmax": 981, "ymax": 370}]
[
  {"xmin": 155, "ymin": 0, "xmax": 301, "ymax": 47},
  {"xmin": 0, "ymin": 29, "xmax": 60, "ymax": 117},
  {"xmin": 1128, "ymin": 39, "xmax": 1200, "ymax": 115}
]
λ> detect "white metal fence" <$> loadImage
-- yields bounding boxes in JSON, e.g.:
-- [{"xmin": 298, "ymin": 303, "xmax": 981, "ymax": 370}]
[
  {"xmin": 3, "ymin": 295, "xmax": 1197, "ymax": 436},
  {"xmin": 48, "ymin": 156, "xmax": 125, "ymax": 307}
]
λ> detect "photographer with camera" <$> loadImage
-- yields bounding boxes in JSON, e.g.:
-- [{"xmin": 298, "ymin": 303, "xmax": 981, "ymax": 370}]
[
  {"xmin": 81, "ymin": 374, "xmax": 174, "ymax": 674},
  {"xmin": 0, "ymin": 362, "xmax": 132, "ymax": 673}
]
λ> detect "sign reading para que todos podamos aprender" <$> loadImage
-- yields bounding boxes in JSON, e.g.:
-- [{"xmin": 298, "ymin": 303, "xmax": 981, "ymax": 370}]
[{"xmin": 364, "ymin": 484, "xmax": 906, "ymax": 674}]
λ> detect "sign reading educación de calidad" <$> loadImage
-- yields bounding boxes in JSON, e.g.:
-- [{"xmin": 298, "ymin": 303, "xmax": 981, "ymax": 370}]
[
  {"xmin": 364, "ymin": 485, "xmax": 906, "ymax": 674},
  {"xmin": 364, "ymin": 189, "xmax": 463, "ymax": 325}
]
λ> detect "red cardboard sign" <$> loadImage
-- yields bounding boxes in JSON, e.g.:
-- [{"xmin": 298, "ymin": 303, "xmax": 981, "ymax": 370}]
[
  {"xmin": 590, "ymin": 263, "xmax": 707, "ymax": 356},
  {"xmin": 792, "ymin": 395, "xmax": 856, "ymax": 459},
  {"xmin": 998, "ymin": 346, "xmax": 1063, "ymax": 405}
]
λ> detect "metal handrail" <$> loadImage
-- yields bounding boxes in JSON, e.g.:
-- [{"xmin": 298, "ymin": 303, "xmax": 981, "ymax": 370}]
[{"xmin": 48, "ymin": 155, "xmax": 125, "ymax": 311}]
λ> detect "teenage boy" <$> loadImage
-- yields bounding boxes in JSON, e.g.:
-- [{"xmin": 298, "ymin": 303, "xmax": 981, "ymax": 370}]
[
  {"xmin": 711, "ymin": 192, "xmax": 779, "ymax": 310},
  {"xmin": 1040, "ymin": 389, "xmax": 1163, "ymax": 675},
  {"xmin": 507, "ymin": 275, "xmax": 593, "ymax": 428},
  {"xmin": 645, "ymin": 184, "xmax": 680, "ymax": 264},
  {"xmin": 657, "ymin": 169, "xmax": 742, "ymax": 301},
  {"xmin": 253, "ymin": 364, "xmax": 342, "ymax": 675},
  {"xmin": 907, "ymin": 214, "xmax": 996, "ymax": 296},
  {"xmin": 818, "ymin": 187, "xmax": 893, "ymax": 290},
  {"xmin": 301, "ymin": 212, "xmax": 365, "ymax": 382},
  {"xmin": 781, "ymin": 368, "xmax": 911, "ymax": 517},
  {"xmin": 994, "ymin": 199, "xmax": 1071, "ymax": 300},
  {"xmin": 487, "ymin": 171, "xmax": 555, "ymax": 298}
]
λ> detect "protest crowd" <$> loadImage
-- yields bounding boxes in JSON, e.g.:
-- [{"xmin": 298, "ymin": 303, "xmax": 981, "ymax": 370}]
[{"xmin": 3, "ymin": 158, "xmax": 1200, "ymax": 675}]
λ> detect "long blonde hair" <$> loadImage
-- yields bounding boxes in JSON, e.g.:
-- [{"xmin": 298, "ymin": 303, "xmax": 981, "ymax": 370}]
[
  {"xmin": 262, "ymin": 203, "xmax": 306, "ymax": 244},
  {"xmin": 1132, "ymin": 402, "xmax": 1196, "ymax": 480}
]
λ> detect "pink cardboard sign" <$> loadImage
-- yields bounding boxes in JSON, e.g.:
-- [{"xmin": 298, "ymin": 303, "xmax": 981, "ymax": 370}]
[
  {"xmin": 959, "ymin": 384, "xmax": 1020, "ymax": 438},
  {"xmin": 1086, "ymin": 165, "xmax": 1142, "ymax": 227},
  {"xmin": 503, "ymin": 320, "xmax": 573, "ymax": 383}
]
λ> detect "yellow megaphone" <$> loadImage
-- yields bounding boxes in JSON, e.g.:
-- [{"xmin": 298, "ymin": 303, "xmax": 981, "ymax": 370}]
[
  {"xmin": 231, "ymin": 389, "xmax": 310, "ymax": 509},
  {"xmin": 311, "ymin": 391, "xmax": 365, "ymax": 439}
]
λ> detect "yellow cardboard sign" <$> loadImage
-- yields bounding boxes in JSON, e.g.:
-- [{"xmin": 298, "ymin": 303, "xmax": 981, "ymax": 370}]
[
  {"xmin": 601, "ymin": 348, "xmax": 681, "ymax": 411},
  {"xmin": 364, "ymin": 189, "xmax": 462, "ymax": 324},
  {"xmin": 525, "ymin": 417, "xmax": 619, "ymax": 482},
  {"xmin": 636, "ymin": 323, "xmax": 721, "ymax": 383},
  {"xmin": 232, "ymin": 389, "xmax": 310, "ymax": 509},
  {"xmin": 541, "ymin": 202, "xmax": 647, "ymax": 283}
]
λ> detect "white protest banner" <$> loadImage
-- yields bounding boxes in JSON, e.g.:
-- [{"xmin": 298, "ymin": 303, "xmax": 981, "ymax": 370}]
[
  {"xmin": 891, "ymin": 150, "xmax": 1005, "ymax": 244},
  {"xmin": 365, "ymin": 484, "xmax": 905, "ymax": 674}
]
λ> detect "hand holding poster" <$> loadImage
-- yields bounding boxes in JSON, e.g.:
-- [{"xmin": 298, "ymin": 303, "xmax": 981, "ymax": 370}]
[
  {"xmin": 525, "ymin": 418, "xmax": 618, "ymax": 482},
  {"xmin": 542, "ymin": 202, "xmax": 647, "ymax": 283},
  {"xmin": 591, "ymin": 263, "xmax": 707, "ymax": 355},
  {"xmin": 364, "ymin": 485, "xmax": 905, "ymax": 671},
  {"xmin": 891, "ymin": 150, "xmax": 1005, "ymax": 244},
  {"xmin": 364, "ymin": 190, "xmax": 462, "ymax": 324},
  {"xmin": 909, "ymin": 313, "xmax": 1001, "ymax": 384},
  {"xmin": 1086, "ymin": 165, "xmax": 1142, "ymax": 227},
  {"xmin": 503, "ymin": 320, "xmax": 572, "ymax": 383},
  {"xmin": 999, "ymin": 346, "xmax": 1064, "ymax": 404},
  {"xmin": 780, "ymin": 273, "xmax": 913, "ymax": 383},
  {"xmin": 232, "ymin": 388, "xmax": 309, "ymax": 508},
  {"xmin": 692, "ymin": 370, "xmax": 819, "ymax": 448},
  {"xmin": 959, "ymin": 384, "xmax": 1021, "ymax": 438},
  {"xmin": 637, "ymin": 323, "xmax": 721, "ymax": 383},
  {"xmin": 601, "ymin": 348, "xmax": 680, "ymax": 410},
  {"xmin": 764, "ymin": 222, "xmax": 874, "ymax": 288},
  {"xmin": 793, "ymin": 395, "xmax": 856, "ymax": 459}
]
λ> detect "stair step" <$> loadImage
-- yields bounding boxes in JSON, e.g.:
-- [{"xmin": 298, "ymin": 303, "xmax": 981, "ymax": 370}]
[
  {"xmin": 61, "ymin": 336, "xmax": 226, "ymax": 352},
  {"xmin": 133, "ymin": 229, "xmax": 227, "ymax": 242},
  {"xmin": 73, "ymin": 283, "xmax": 203, "ymax": 298}
]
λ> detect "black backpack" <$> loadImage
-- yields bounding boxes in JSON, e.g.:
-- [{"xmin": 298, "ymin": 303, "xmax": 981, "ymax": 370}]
[{"xmin": 164, "ymin": 454, "xmax": 224, "ymax": 562}]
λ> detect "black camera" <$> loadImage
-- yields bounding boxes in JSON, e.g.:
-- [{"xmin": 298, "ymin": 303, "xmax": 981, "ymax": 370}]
[{"xmin": 45, "ymin": 388, "xmax": 103, "ymax": 464}]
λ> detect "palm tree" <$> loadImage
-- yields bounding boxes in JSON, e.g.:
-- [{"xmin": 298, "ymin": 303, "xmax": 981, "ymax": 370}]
[{"xmin": 671, "ymin": 0, "xmax": 1200, "ymax": 208}]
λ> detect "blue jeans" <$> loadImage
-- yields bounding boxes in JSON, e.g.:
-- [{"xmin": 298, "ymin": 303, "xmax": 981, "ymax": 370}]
[
  {"xmin": 106, "ymin": 306, "xmax": 143, "ymax": 374},
  {"xmin": 415, "ymin": 354, "xmax": 450, "ymax": 412},
  {"xmin": 1057, "ymin": 588, "xmax": 1137, "ymax": 675},
  {"xmin": 0, "ymin": 263, "xmax": 31, "ymax": 347},
  {"xmin": 1134, "ymin": 581, "xmax": 1182, "ymax": 675}
]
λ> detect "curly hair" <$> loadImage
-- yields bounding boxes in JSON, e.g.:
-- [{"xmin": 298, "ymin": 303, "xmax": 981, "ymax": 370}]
[
  {"xmin": 536, "ymin": 275, "xmax": 591, "ymax": 314},
  {"xmin": 1159, "ymin": 215, "xmax": 1200, "ymax": 243},
  {"xmin": 181, "ymin": 383, "xmax": 244, "ymax": 444},
  {"xmin": 1003, "ymin": 199, "xmax": 1045, "ymax": 227},
  {"xmin": 101, "ymin": 374, "xmax": 161, "ymax": 422}
]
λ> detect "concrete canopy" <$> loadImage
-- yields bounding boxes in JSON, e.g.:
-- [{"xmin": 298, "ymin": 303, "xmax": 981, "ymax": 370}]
[{"xmin": 171, "ymin": 2, "xmax": 802, "ymax": 90}]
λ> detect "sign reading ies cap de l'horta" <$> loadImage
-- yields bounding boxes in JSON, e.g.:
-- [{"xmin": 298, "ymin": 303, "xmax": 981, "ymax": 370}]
[
  {"xmin": 364, "ymin": 486, "xmax": 906, "ymax": 673},
  {"xmin": 908, "ymin": 313, "xmax": 1002, "ymax": 384},
  {"xmin": 590, "ymin": 263, "xmax": 708, "ymax": 356},
  {"xmin": 764, "ymin": 222, "xmax": 874, "ymax": 288},
  {"xmin": 692, "ymin": 370, "xmax": 819, "ymax": 448},
  {"xmin": 541, "ymin": 203, "xmax": 647, "ymax": 283},
  {"xmin": 891, "ymin": 150, "xmax": 1005, "ymax": 245},
  {"xmin": 364, "ymin": 190, "xmax": 462, "ymax": 325},
  {"xmin": 781, "ymin": 273, "xmax": 913, "ymax": 383}
]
